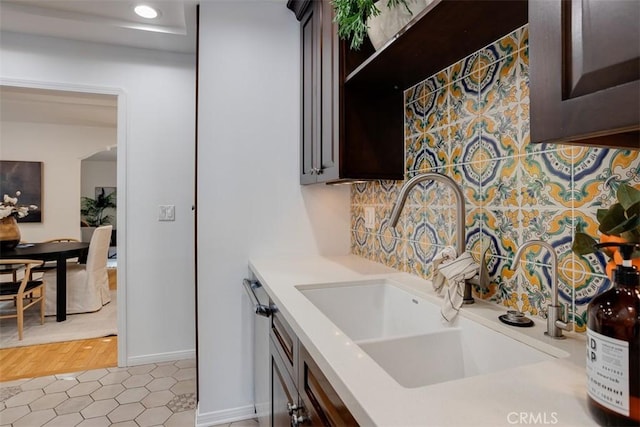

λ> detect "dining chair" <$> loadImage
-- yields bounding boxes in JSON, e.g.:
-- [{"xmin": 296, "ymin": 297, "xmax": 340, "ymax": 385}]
[
  {"xmin": 43, "ymin": 226, "xmax": 112, "ymax": 315},
  {"xmin": 0, "ymin": 259, "xmax": 46, "ymax": 340},
  {"xmin": 0, "ymin": 264, "xmax": 19, "ymax": 282}
]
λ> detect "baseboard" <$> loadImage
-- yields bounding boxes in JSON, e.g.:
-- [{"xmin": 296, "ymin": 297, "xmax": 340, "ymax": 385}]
[
  {"xmin": 126, "ymin": 348, "xmax": 196, "ymax": 366},
  {"xmin": 195, "ymin": 402, "xmax": 256, "ymax": 427}
]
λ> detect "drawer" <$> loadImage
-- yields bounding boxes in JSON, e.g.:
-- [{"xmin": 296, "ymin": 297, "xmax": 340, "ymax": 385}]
[{"xmin": 271, "ymin": 308, "xmax": 297, "ymax": 380}]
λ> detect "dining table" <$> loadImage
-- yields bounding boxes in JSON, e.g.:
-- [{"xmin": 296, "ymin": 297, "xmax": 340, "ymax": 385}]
[{"xmin": 1, "ymin": 241, "xmax": 90, "ymax": 322}]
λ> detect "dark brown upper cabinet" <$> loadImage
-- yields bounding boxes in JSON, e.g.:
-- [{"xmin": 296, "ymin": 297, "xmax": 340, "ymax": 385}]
[
  {"xmin": 529, "ymin": 0, "xmax": 640, "ymax": 149},
  {"xmin": 289, "ymin": 0, "xmax": 528, "ymax": 184},
  {"xmin": 298, "ymin": 0, "xmax": 341, "ymax": 184}
]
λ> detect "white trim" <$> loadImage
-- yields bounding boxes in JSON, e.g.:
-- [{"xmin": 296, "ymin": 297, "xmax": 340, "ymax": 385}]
[
  {"xmin": 0, "ymin": 77, "xmax": 128, "ymax": 369},
  {"xmin": 195, "ymin": 403, "xmax": 256, "ymax": 427},
  {"xmin": 115, "ymin": 92, "xmax": 127, "ymax": 368},
  {"xmin": 127, "ymin": 349, "xmax": 196, "ymax": 366}
]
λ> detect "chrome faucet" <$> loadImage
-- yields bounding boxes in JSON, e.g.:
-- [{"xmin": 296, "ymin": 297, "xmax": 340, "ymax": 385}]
[
  {"xmin": 512, "ymin": 240, "xmax": 572, "ymax": 339},
  {"xmin": 389, "ymin": 172, "xmax": 476, "ymax": 303}
]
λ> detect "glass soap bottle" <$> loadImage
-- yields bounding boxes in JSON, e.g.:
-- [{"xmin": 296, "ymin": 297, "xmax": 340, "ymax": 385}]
[{"xmin": 587, "ymin": 242, "xmax": 640, "ymax": 426}]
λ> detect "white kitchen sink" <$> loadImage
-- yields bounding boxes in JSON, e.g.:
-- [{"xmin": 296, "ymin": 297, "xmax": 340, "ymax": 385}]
[{"xmin": 297, "ymin": 279, "xmax": 557, "ymax": 388}]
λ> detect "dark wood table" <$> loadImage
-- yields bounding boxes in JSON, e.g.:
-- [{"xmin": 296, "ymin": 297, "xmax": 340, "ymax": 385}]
[{"xmin": 1, "ymin": 242, "xmax": 90, "ymax": 322}]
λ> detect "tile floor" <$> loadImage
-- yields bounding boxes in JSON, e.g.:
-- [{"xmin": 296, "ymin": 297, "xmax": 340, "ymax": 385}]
[{"xmin": 0, "ymin": 359, "xmax": 198, "ymax": 427}]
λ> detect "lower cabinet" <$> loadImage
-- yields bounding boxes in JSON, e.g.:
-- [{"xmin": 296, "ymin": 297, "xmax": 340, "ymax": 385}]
[
  {"xmin": 269, "ymin": 309, "xmax": 358, "ymax": 426},
  {"xmin": 271, "ymin": 340, "xmax": 303, "ymax": 426},
  {"xmin": 297, "ymin": 345, "xmax": 358, "ymax": 427}
]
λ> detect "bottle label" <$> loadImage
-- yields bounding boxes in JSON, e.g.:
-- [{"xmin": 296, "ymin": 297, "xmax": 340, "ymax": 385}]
[{"xmin": 586, "ymin": 328, "xmax": 629, "ymax": 416}]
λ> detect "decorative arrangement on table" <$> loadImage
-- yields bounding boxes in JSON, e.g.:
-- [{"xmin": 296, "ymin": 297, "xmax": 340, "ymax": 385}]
[
  {"xmin": 572, "ymin": 183, "xmax": 640, "ymax": 278},
  {"xmin": 0, "ymin": 191, "xmax": 38, "ymax": 250}
]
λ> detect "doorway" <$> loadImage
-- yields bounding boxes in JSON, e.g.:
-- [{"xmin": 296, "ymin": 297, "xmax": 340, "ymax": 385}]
[{"xmin": 0, "ymin": 81, "xmax": 127, "ymax": 371}]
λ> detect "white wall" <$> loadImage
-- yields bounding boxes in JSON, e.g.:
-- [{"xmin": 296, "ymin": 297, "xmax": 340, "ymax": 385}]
[
  {"xmin": 81, "ymin": 159, "xmax": 118, "ymax": 229},
  {"xmin": 0, "ymin": 122, "xmax": 115, "ymax": 242},
  {"xmin": 197, "ymin": 2, "xmax": 351, "ymax": 425},
  {"xmin": 0, "ymin": 31, "xmax": 196, "ymax": 364}
]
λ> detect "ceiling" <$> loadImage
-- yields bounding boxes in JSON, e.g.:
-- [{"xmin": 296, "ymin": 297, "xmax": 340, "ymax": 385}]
[
  {"xmin": 0, "ymin": 86, "xmax": 118, "ymax": 128},
  {"xmin": 0, "ymin": 0, "xmax": 198, "ymax": 54},
  {"xmin": 0, "ymin": 0, "xmax": 198, "ymax": 162},
  {"xmin": 0, "ymin": 85, "xmax": 119, "ymax": 161}
]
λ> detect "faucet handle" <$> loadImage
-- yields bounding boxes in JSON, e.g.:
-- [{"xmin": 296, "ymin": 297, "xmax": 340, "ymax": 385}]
[
  {"xmin": 555, "ymin": 319, "xmax": 572, "ymax": 332},
  {"xmin": 546, "ymin": 305, "xmax": 572, "ymax": 339}
]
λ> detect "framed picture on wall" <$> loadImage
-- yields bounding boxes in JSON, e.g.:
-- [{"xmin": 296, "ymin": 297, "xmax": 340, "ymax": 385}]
[{"xmin": 0, "ymin": 160, "xmax": 43, "ymax": 223}]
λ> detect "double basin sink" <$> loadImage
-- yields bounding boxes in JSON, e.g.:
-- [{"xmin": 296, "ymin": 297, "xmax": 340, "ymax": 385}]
[{"xmin": 296, "ymin": 279, "xmax": 560, "ymax": 389}]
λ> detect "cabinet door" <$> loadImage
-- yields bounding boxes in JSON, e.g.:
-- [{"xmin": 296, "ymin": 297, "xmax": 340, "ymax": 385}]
[
  {"xmin": 298, "ymin": 345, "xmax": 359, "ymax": 426},
  {"xmin": 271, "ymin": 339, "xmax": 299, "ymax": 427},
  {"xmin": 300, "ymin": 3, "xmax": 321, "ymax": 184},
  {"xmin": 300, "ymin": 0, "xmax": 341, "ymax": 184},
  {"xmin": 317, "ymin": 0, "xmax": 339, "ymax": 182},
  {"xmin": 529, "ymin": 0, "xmax": 640, "ymax": 148}
]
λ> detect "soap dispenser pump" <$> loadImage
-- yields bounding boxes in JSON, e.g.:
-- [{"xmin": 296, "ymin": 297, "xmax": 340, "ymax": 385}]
[{"xmin": 587, "ymin": 242, "xmax": 640, "ymax": 426}]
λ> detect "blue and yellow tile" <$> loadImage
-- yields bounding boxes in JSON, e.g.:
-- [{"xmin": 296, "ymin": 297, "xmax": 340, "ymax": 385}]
[
  {"xmin": 518, "ymin": 25, "xmax": 529, "ymax": 54},
  {"xmin": 378, "ymin": 180, "xmax": 401, "ymax": 207},
  {"xmin": 351, "ymin": 24, "xmax": 639, "ymax": 330},
  {"xmin": 483, "ymin": 208, "xmax": 521, "ymax": 258},
  {"xmin": 405, "ymin": 101, "xmax": 425, "ymax": 136},
  {"xmin": 448, "ymin": 119, "xmax": 478, "ymax": 166},
  {"xmin": 350, "ymin": 205, "xmax": 364, "ymax": 231},
  {"xmin": 519, "ymin": 150, "xmax": 572, "ymax": 209},
  {"xmin": 484, "ymin": 158, "xmax": 520, "ymax": 208},
  {"xmin": 520, "ymin": 209, "xmax": 572, "ymax": 248},
  {"xmin": 478, "ymin": 55, "xmax": 518, "ymax": 115},
  {"xmin": 405, "ymin": 134, "xmax": 425, "ymax": 173},
  {"xmin": 449, "ymin": 70, "xmax": 479, "ymax": 123},
  {"xmin": 377, "ymin": 235, "xmax": 405, "ymax": 271},
  {"xmin": 399, "ymin": 205, "xmax": 425, "ymax": 242},
  {"xmin": 404, "ymin": 81, "xmax": 423, "ymax": 105},
  {"xmin": 571, "ymin": 147, "xmax": 640, "ymax": 209},
  {"xmin": 378, "ymin": 205, "xmax": 401, "ymax": 239},
  {"xmin": 424, "ymin": 207, "xmax": 450, "ymax": 246}
]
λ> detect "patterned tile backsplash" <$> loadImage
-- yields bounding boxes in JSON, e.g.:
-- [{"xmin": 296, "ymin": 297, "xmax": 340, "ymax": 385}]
[{"xmin": 350, "ymin": 24, "xmax": 640, "ymax": 332}]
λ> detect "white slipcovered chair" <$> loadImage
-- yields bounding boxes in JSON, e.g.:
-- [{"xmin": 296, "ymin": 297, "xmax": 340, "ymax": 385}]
[{"xmin": 44, "ymin": 225, "xmax": 112, "ymax": 315}]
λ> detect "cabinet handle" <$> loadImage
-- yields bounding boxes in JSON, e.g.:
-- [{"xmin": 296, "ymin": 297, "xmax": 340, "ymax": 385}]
[
  {"xmin": 315, "ymin": 167, "xmax": 323, "ymax": 175},
  {"xmin": 291, "ymin": 413, "xmax": 309, "ymax": 426},
  {"xmin": 287, "ymin": 402, "xmax": 299, "ymax": 415}
]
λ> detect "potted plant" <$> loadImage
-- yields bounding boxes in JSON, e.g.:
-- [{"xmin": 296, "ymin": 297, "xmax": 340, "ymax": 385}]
[
  {"xmin": 80, "ymin": 189, "xmax": 116, "ymax": 242},
  {"xmin": 333, "ymin": 0, "xmax": 420, "ymax": 50},
  {"xmin": 572, "ymin": 183, "xmax": 640, "ymax": 278}
]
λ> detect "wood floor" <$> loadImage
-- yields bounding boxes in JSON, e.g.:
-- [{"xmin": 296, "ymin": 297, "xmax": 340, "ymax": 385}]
[
  {"xmin": 0, "ymin": 267, "xmax": 119, "ymax": 382},
  {"xmin": 0, "ymin": 336, "xmax": 118, "ymax": 382}
]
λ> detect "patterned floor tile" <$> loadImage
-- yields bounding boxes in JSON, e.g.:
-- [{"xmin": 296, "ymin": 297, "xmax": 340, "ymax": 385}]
[
  {"xmin": 166, "ymin": 392, "xmax": 196, "ymax": 412},
  {"xmin": 0, "ymin": 359, "xmax": 197, "ymax": 427}
]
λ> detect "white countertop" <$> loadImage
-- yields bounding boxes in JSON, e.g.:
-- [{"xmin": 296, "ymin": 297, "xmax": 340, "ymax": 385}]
[{"xmin": 249, "ymin": 254, "xmax": 596, "ymax": 427}]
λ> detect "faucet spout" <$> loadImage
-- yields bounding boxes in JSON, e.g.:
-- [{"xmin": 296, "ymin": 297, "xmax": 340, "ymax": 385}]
[
  {"xmin": 512, "ymin": 240, "xmax": 558, "ymax": 306},
  {"xmin": 389, "ymin": 173, "xmax": 465, "ymax": 255},
  {"xmin": 512, "ymin": 240, "xmax": 572, "ymax": 339}
]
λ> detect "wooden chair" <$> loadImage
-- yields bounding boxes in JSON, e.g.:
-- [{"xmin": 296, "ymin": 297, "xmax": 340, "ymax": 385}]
[
  {"xmin": 0, "ymin": 264, "xmax": 20, "ymax": 282},
  {"xmin": 0, "ymin": 259, "xmax": 46, "ymax": 340}
]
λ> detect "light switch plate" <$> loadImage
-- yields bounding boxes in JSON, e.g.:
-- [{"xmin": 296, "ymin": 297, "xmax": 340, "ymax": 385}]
[
  {"xmin": 159, "ymin": 205, "xmax": 175, "ymax": 221},
  {"xmin": 365, "ymin": 207, "xmax": 375, "ymax": 229}
]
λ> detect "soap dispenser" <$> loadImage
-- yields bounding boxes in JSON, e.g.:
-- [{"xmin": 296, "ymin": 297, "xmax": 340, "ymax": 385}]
[{"xmin": 587, "ymin": 242, "xmax": 640, "ymax": 426}]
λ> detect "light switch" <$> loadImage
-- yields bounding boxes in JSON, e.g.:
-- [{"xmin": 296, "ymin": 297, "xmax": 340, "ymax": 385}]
[
  {"xmin": 159, "ymin": 205, "xmax": 175, "ymax": 221},
  {"xmin": 365, "ymin": 207, "xmax": 375, "ymax": 229}
]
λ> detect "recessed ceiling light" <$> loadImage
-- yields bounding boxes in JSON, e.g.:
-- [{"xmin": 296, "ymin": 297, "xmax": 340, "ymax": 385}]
[{"xmin": 134, "ymin": 5, "xmax": 159, "ymax": 19}]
